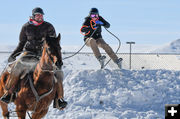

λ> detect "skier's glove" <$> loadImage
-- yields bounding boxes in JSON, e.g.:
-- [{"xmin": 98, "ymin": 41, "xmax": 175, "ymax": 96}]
[{"xmin": 95, "ymin": 20, "xmax": 104, "ymax": 26}]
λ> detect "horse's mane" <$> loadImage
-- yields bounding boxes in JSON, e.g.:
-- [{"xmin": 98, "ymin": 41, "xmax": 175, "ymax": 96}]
[
  {"xmin": 45, "ymin": 36, "xmax": 61, "ymax": 50},
  {"xmin": 44, "ymin": 35, "xmax": 62, "ymax": 64}
]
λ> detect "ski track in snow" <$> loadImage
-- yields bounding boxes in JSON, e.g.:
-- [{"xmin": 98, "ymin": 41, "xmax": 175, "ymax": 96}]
[{"xmin": 0, "ymin": 54, "xmax": 180, "ymax": 119}]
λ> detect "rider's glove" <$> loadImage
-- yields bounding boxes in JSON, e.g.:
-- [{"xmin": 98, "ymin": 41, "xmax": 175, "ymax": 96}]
[{"xmin": 55, "ymin": 61, "xmax": 63, "ymax": 69}]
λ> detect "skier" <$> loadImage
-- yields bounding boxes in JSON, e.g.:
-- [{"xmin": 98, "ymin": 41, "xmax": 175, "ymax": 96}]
[
  {"xmin": 81, "ymin": 8, "xmax": 123, "ymax": 69},
  {"xmin": 0, "ymin": 7, "xmax": 67, "ymax": 110}
]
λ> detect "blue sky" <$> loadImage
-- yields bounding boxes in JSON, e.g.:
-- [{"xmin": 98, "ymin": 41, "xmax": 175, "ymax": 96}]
[{"xmin": 0, "ymin": 0, "xmax": 180, "ymax": 46}]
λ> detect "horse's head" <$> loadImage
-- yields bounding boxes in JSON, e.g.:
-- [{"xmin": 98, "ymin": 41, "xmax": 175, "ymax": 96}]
[{"xmin": 42, "ymin": 33, "xmax": 62, "ymax": 66}]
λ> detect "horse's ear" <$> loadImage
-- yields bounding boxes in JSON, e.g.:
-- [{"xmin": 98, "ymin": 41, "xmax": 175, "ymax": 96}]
[{"xmin": 57, "ymin": 33, "xmax": 61, "ymax": 42}]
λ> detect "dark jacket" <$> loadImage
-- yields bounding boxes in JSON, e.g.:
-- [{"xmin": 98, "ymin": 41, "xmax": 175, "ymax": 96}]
[
  {"xmin": 81, "ymin": 16, "xmax": 110, "ymax": 40},
  {"xmin": 10, "ymin": 21, "xmax": 56, "ymax": 58}
]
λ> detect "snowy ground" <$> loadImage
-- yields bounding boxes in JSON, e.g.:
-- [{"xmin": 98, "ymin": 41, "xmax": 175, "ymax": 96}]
[{"xmin": 0, "ymin": 52, "xmax": 180, "ymax": 119}]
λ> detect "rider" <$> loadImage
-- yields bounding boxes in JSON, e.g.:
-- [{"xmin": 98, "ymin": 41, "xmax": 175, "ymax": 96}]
[
  {"xmin": 81, "ymin": 8, "xmax": 123, "ymax": 68},
  {"xmin": 0, "ymin": 7, "xmax": 67, "ymax": 109}
]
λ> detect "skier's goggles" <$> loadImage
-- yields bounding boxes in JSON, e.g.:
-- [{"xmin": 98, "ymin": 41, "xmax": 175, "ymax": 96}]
[{"xmin": 90, "ymin": 14, "xmax": 99, "ymax": 18}]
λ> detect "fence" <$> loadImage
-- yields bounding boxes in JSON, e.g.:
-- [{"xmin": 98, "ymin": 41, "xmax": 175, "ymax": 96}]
[
  {"xmin": 62, "ymin": 52, "xmax": 180, "ymax": 70},
  {"xmin": 117, "ymin": 53, "xmax": 180, "ymax": 70},
  {"xmin": 1, "ymin": 52, "xmax": 180, "ymax": 70}
]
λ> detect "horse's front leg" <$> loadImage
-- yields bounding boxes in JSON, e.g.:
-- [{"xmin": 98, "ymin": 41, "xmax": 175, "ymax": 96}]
[
  {"xmin": 0, "ymin": 102, "xmax": 9, "ymax": 119},
  {"xmin": 16, "ymin": 105, "xmax": 27, "ymax": 119},
  {"xmin": 31, "ymin": 108, "xmax": 48, "ymax": 119}
]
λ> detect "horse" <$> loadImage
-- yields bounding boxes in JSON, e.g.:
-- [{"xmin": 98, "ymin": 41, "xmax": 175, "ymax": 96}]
[{"xmin": 0, "ymin": 33, "xmax": 62, "ymax": 119}]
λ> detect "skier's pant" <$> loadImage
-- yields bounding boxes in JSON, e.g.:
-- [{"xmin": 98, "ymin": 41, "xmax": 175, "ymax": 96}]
[{"xmin": 85, "ymin": 37, "xmax": 118, "ymax": 62}]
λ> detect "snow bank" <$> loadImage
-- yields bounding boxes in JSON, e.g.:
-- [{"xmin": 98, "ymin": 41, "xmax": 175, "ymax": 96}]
[{"xmin": 43, "ymin": 69, "xmax": 180, "ymax": 119}]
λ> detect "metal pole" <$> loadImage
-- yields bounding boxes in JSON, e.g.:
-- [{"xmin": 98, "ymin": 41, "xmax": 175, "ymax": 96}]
[
  {"xmin": 130, "ymin": 43, "xmax": 132, "ymax": 69},
  {"xmin": 126, "ymin": 42, "xmax": 135, "ymax": 69}
]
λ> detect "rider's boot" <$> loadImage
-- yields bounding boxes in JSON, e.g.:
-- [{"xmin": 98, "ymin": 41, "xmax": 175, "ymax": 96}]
[
  {"xmin": 1, "ymin": 76, "xmax": 18, "ymax": 104},
  {"xmin": 53, "ymin": 72, "xmax": 68, "ymax": 110},
  {"xmin": 53, "ymin": 98, "xmax": 67, "ymax": 109}
]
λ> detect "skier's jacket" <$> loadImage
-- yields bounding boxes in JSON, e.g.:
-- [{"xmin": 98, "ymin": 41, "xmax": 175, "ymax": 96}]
[
  {"xmin": 10, "ymin": 21, "xmax": 56, "ymax": 58},
  {"xmin": 81, "ymin": 16, "xmax": 110, "ymax": 40}
]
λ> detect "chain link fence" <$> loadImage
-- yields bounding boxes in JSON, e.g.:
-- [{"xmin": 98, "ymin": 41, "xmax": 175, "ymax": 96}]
[
  {"xmin": 1, "ymin": 52, "xmax": 180, "ymax": 70},
  {"xmin": 116, "ymin": 53, "xmax": 180, "ymax": 70},
  {"xmin": 62, "ymin": 52, "xmax": 180, "ymax": 70}
]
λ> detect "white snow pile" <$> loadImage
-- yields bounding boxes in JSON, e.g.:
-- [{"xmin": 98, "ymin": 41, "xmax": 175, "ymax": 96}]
[
  {"xmin": 153, "ymin": 39, "xmax": 180, "ymax": 53},
  {"xmin": 45, "ymin": 69, "xmax": 179, "ymax": 119},
  {"xmin": 1, "ymin": 69, "xmax": 179, "ymax": 119}
]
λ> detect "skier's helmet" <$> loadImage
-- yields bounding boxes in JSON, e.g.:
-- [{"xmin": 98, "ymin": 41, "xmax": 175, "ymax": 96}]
[
  {"xmin": 32, "ymin": 7, "xmax": 44, "ymax": 16},
  {"xmin": 89, "ymin": 8, "xmax": 99, "ymax": 15}
]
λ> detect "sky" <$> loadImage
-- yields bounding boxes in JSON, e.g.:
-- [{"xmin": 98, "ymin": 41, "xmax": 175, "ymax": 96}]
[{"xmin": 0, "ymin": 0, "xmax": 180, "ymax": 46}]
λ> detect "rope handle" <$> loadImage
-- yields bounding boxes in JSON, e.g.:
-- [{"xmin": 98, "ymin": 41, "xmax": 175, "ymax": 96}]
[{"xmin": 80, "ymin": 20, "xmax": 97, "ymax": 36}]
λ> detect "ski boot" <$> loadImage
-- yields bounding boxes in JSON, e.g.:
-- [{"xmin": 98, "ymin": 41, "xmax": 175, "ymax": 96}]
[
  {"xmin": 115, "ymin": 58, "xmax": 123, "ymax": 69},
  {"xmin": 98, "ymin": 55, "xmax": 106, "ymax": 69}
]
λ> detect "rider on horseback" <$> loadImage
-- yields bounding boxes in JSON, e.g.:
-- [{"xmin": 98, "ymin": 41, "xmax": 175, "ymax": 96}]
[{"xmin": 0, "ymin": 7, "xmax": 67, "ymax": 109}]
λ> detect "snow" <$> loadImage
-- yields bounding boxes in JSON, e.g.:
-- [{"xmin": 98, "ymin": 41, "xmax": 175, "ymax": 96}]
[
  {"xmin": 43, "ymin": 69, "xmax": 180, "ymax": 119},
  {"xmin": 0, "ymin": 45, "xmax": 180, "ymax": 118}
]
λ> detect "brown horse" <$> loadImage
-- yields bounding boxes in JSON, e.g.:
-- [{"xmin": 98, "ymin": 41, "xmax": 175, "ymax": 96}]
[{"xmin": 0, "ymin": 34, "xmax": 62, "ymax": 119}]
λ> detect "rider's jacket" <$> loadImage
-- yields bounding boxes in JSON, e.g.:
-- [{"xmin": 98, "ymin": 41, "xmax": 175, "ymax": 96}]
[
  {"xmin": 81, "ymin": 16, "xmax": 110, "ymax": 40},
  {"xmin": 10, "ymin": 21, "xmax": 56, "ymax": 57}
]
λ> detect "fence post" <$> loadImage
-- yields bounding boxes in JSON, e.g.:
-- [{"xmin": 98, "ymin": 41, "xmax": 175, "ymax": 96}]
[{"xmin": 126, "ymin": 42, "xmax": 135, "ymax": 69}]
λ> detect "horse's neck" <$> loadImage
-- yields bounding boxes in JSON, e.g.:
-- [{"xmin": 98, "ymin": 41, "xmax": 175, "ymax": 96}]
[
  {"xmin": 40, "ymin": 47, "xmax": 53, "ymax": 70},
  {"xmin": 34, "ymin": 48, "xmax": 54, "ymax": 83},
  {"xmin": 39, "ymin": 54, "xmax": 53, "ymax": 70}
]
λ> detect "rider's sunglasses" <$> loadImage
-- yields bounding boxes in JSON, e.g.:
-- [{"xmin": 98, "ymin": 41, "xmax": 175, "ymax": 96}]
[
  {"xmin": 90, "ymin": 14, "xmax": 99, "ymax": 18},
  {"xmin": 34, "ymin": 13, "xmax": 43, "ymax": 17}
]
